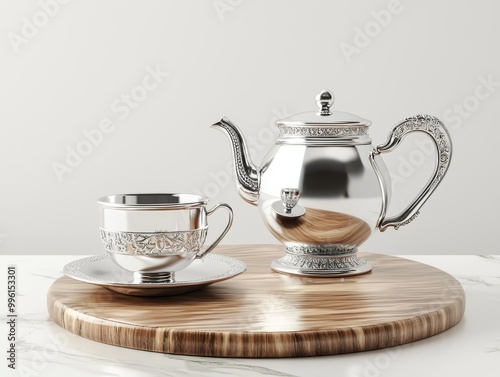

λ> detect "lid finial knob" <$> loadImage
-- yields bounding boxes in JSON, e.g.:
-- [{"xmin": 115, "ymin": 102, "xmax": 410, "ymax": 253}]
[{"xmin": 315, "ymin": 90, "xmax": 334, "ymax": 116}]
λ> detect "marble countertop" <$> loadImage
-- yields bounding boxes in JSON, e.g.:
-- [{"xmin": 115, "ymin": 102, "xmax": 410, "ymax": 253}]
[{"xmin": 1, "ymin": 253, "xmax": 499, "ymax": 377}]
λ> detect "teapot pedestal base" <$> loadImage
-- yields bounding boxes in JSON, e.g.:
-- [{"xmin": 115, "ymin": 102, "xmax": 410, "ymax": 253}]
[{"xmin": 271, "ymin": 251, "xmax": 372, "ymax": 277}]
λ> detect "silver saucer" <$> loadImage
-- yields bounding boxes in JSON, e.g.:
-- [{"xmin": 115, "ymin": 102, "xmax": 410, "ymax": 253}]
[
  {"xmin": 63, "ymin": 254, "xmax": 246, "ymax": 297},
  {"xmin": 271, "ymin": 200, "xmax": 306, "ymax": 218}
]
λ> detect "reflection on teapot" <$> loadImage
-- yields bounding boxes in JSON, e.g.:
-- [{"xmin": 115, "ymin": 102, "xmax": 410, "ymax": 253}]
[{"xmin": 212, "ymin": 90, "xmax": 452, "ymax": 277}]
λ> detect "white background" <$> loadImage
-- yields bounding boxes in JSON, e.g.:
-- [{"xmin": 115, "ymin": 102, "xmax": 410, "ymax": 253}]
[{"xmin": 0, "ymin": 0, "xmax": 498, "ymax": 255}]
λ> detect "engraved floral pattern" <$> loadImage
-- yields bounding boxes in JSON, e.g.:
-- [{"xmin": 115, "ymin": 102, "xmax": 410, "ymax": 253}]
[
  {"xmin": 278, "ymin": 125, "xmax": 368, "ymax": 138},
  {"xmin": 393, "ymin": 115, "xmax": 451, "ymax": 187},
  {"xmin": 285, "ymin": 244, "xmax": 358, "ymax": 255},
  {"xmin": 216, "ymin": 120, "xmax": 259, "ymax": 191},
  {"xmin": 279, "ymin": 254, "xmax": 367, "ymax": 270},
  {"xmin": 374, "ymin": 114, "xmax": 452, "ymax": 230},
  {"xmin": 100, "ymin": 228, "xmax": 208, "ymax": 256},
  {"xmin": 394, "ymin": 211, "xmax": 420, "ymax": 230}
]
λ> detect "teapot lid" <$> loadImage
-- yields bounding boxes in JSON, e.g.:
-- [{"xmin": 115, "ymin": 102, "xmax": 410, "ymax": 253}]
[{"xmin": 275, "ymin": 90, "xmax": 371, "ymax": 145}]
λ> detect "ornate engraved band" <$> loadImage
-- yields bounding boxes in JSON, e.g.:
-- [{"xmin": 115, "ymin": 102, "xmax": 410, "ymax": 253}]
[
  {"xmin": 278, "ymin": 125, "xmax": 368, "ymax": 138},
  {"xmin": 100, "ymin": 228, "xmax": 208, "ymax": 256},
  {"xmin": 285, "ymin": 244, "xmax": 358, "ymax": 256},
  {"xmin": 393, "ymin": 115, "xmax": 451, "ymax": 187},
  {"xmin": 277, "ymin": 254, "xmax": 367, "ymax": 270},
  {"xmin": 215, "ymin": 120, "xmax": 259, "ymax": 191},
  {"xmin": 373, "ymin": 114, "xmax": 452, "ymax": 231},
  {"xmin": 394, "ymin": 211, "xmax": 420, "ymax": 230}
]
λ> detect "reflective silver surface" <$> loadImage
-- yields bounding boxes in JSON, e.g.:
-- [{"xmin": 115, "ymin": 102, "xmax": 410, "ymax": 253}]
[
  {"xmin": 63, "ymin": 254, "xmax": 246, "ymax": 296},
  {"xmin": 271, "ymin": 254, "xmax": 372, "ymax": 277},
  {"xmin": 98, "ymin": 193, "xmax": 209, "ymax": 232},
  {"xmin": 272, "ymin": 188, "xmax": 306, "ymax": 218},
  {"xmin": 211, "ymin": 118, "xmax": 260, "ymax": 204},
  {"xmin": 213, "ymin": 90, "xmax": 452, "ymax": 277},
  {"xmin": 276, "ymin": 89, "xmax": 370, "ymax": 128},
  {"xmin": 371, "ymin": 114, "xmax": 452, "ymax": 231},
  {"xmin": 97, "ymin": 194, "xmax": 233, "ymax": 282},
  {"xmin": 281, "ymin": 188, "xmax": 300, "ymax": 213},
  {"xmin": 99, "ymin": 228, "xmax": 208, "ymax": 256}
]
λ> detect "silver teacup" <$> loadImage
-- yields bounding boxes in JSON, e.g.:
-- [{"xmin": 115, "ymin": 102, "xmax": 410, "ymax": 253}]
[{"xmin": 97, "ymin": 193, "xmax": 233, "ymax": 283}]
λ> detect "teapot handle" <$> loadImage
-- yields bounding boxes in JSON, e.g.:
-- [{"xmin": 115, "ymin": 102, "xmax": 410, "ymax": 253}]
[{"xmin": 369, "ymin": 115, "xmax": 452, "ymax": 231}]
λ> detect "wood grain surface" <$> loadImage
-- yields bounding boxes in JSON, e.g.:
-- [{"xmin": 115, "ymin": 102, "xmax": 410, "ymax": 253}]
[
  {"xmin": 263, "ymin": 206, "xmax": 372, "ymax": 246},
  {"xmin": 47, "ymin": 245, "xmax": 466, "ymax": 358}
]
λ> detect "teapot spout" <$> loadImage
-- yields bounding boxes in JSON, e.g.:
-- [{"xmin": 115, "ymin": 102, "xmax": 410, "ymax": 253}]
[{"xmin": 211, "ymin": 117, "xmax": 260, "ymax": 205}]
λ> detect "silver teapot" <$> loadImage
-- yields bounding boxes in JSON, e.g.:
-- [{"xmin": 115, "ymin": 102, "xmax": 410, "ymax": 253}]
[{"xmin": 212, "ymin": 90, "xmax": 452, "ymax": 277}]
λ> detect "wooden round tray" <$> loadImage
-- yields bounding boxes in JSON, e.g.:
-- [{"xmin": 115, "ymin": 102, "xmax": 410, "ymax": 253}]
[{"xmin": 47, "ymin": 245, "xmax": 465, "ymax": 358}]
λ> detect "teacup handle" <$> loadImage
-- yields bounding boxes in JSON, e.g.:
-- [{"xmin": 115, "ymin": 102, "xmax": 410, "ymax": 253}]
[
  {"xmin": 197, "ymin": 203, "xmax": 234, "ymax": 258},
  {"xmin": 370, "ymin": 115, "xmax": 452, "ymax": 231}
]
